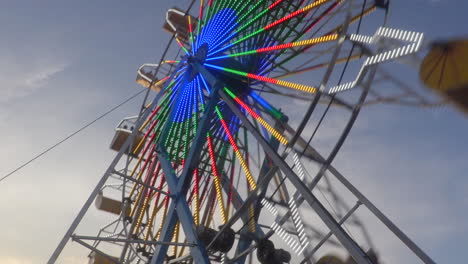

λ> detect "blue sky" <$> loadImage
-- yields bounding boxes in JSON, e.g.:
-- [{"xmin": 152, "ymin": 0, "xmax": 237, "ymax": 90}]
[{"xmin": 0, "ymin": 0, "xmax": 467, "ymax": 263}]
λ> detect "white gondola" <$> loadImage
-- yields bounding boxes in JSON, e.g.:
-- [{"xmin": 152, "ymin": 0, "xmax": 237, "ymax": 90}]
[
  {"xmin": 95, "ymin": 191, "xmax": 131, "ymax": 216},
  {"xmin": 109, "ymin": 116, "xmax": 143, "ymax": 157},
  {"xmin": 316, "ymin": 255, "xmax": 344, "ymax": 264},
  {"xmin": 345, "ymin": 248, "xmax": 379, "ymax": 264},
  {"xmin": 136, "ymin": 64, "xmax": 163, "ymax": 92},
  {"xmin": 162, "ymin": 7, "xmax": 197, "ymax": 43},
  {"xmin": 88, "ymin": 251, "xmax": 119, "ymax": 264}
]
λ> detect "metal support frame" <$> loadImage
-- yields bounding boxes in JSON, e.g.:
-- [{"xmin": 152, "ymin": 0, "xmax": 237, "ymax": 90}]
[
  {"xmin": 234, "ymin": 124, "xmax": 283, "ymax": 263},
  {"xmin": 150, "ymin": 68, "xmax": 223, "ymax": 263},
  {"xmin": 152, "ymin": 147, "xmax": 210, "ymax": 263},
  {"xmin": 48, "ymin": 103, "xmax": 156, "ymax": 264},
  {"xmin": 72, "ymin": 238, "xmax": 120, "ymax": 264},
  {"xmin": 47, "ymin": 59, "xmax": 185, "ymax": 264},
  {"xmin": 119, "ymin": 60, "xmax": 190, "ymax": 261},
  {"xmin": 73, "ymin": 235, "xmax": 193, "ymax": 247},
  {"xmin": 300, "ymin": 201, "xmax": 362, "ymax": 263},
  {"xmin": 112, "ymin": 170, "xmax": 170, "ymax": 197},
  {"xmin": 119, "ymin": 154, "xmax": 159, "ymax": 261},
  {"xmin": 49, "ymin": 2, "xmax": 437, "ymax": 260},
  {"xmin": 193, "ymin": 59, "xmax": 371, "ymax": 263},
  {"xmin": 219, "ymin": 88, "xmax": 374, "ymax": 264},
  {"xmin": 169, "ymin": 174, "xmax": 267, "ymax": 264}
]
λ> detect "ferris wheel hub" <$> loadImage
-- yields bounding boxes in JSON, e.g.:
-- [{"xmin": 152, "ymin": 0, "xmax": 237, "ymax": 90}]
[{"xmin": 194, "ymin": 43, "xmax": 209, "ymax": 64}]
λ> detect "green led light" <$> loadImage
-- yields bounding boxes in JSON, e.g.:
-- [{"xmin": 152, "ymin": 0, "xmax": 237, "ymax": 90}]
[
  {"xmin": 215, "ymin": 107, "xmax": 223, "ymax": 119},
  {"xmin": 223, "ymin": 87, "xmax": 237, "ymax": 99},
  {"xmin": 231, "ymin": 28, "xmax": 265, "ymax": 47},
  {"xmin": 228, "ymin": 50, "xmax": 257, "ymax": 58},
  {"xmin": 221, "ymin": 67, "xmax": 248, "ymax": 77},
  {"xmin": 237, "ymin": 9, "xmax": 268, "ymax": 33}
]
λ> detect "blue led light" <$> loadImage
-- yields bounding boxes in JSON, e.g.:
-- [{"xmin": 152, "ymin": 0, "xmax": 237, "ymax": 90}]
[
  {"xmin": 196, "ymin": 75, "xmax": 206, "ymax": 107},
  {"xmin": 205, "ymin": 54, "xmax": 231, "ymax": 61},
  {"xmin": 199, "ymin": 73, "xmax": 211, "ymax": 94},
  {"xmin": 197, "ymin": 8, "xmax": 238, "ymax": 51},
  {"xmin": 249, "ymin": 91, "xmax": 274, "ymax": 113}
]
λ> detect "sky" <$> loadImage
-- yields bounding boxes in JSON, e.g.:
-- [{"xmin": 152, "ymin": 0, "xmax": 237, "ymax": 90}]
[{"xmin": 0, "ymin": 0, "xmax": 467, "ymax": 263}]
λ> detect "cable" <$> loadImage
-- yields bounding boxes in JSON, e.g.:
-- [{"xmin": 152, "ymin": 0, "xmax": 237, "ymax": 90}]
[{"xmin": 0, "ymin": 88, "xmax": 148, "ymax": 184}]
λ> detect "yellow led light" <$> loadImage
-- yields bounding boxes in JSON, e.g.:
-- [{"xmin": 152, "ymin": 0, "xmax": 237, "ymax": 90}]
[
  {"xmin": 235, "ymin": 150, "xmax": 257, "ymax": 189},
  {"xmin": 301, "ymin": 0, "xmax": 333, "ymax": 13},
  {"xmin": 128, "ymin": 167, "xmax": 146, "ymax": 198},
  {"xmin": 134, "ymin": 195, "xmax": 151, "ymax": 232},
  {"xmin": 351, "ymin": 6, "xmax": 376, "ymax": 24},
  {"xmin": 133, "ymin": 136, "xmax": 148, "ymax": 155},
  {"xmin": 257, "ymin": 118, "xmax": 288, "ymax": 145},
  {"xmin": 213, "ymin": 174, "xmax": 227, "ymax": 224},
  {"xmin": 277, "ymin": 80, "xmax": 317, "ymax": 93},
  {"xmin": 193, "ymin": 190, "xmax": 200, "ymax": 226},
  {"xmin": 145, "ymin": 198, "xmax": 164, "ymax": 241},
  {"xmin": 155, "ymin": 198, "xmax": 169, "ymax": 240},
  {"xmin": 171, "ymin": 221, "xmax": 180, "ymax": 256},
  {"xmin": 129, "ymin": 187, "xmax": 144, "ymax": 219},
  {"xmin": 248, "ymin": 204, "xmax": 256, "ymax": 233},
  {"xmin": 291, "ymin": 34, "xmax": 338, "ymax": 48}
]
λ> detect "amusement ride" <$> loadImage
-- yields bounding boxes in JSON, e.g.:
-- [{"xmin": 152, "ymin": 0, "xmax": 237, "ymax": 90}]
[{"xmin": 47, "ymin": 0, "xmax": 468, "ymax": 263}]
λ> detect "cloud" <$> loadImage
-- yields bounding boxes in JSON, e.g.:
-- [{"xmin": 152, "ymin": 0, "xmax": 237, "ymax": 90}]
[
  {"xmin": 0, "ymin": 256, "xmax": 34, "ymax": 264},
  {"xmin": 0, "ymin": 62, "xmax": 68, "ymax": 102},
  {"xmin": 0, "ymin": 255, "xmax": 86, "ymax": 264}
]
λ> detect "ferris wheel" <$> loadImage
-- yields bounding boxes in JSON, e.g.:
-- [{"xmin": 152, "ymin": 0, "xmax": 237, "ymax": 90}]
[{"xmin": 47, "ymin": 0, "xmax": 443, "ymax": 263}]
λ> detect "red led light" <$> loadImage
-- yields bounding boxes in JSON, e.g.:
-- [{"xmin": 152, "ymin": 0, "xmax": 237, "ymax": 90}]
[
  {"xmin": 264, "ymin": 9, "xmax": 304, "ymax": 30},
  {"xmin": 233, "ymin": 97, "xmax": 260, "ymax": 119},
  {"xmin": 268, "ymin": 0, "xmax": 285, "ymax": 10},
  {"xmin": 152, "ymin": 174, "xmax": 166, "ymax": 207},
  {"xmin": 194, "ymin": 169, "xmax": 200, "ymax": 195},
  {"xmin": 188, "ymin": 18, "xmax": 193, "ymax": 33},
  {"xmin": 246, "ymin": 73, "xmax": 279, "ymax": 84},
  {"xmin": 256, "ymin": 42, "xmax": 293, "ymax": 53},
  {"xmin": 219, "ymin": 118, "xmax": 239, "ymax": 152},
  {"xmin": 304, "ymin": 2, "xmax": 339, "ymax": 33},
  {"xmin": 146, "ymin": 164, "xmax": 161, "ymax": 198},
  {"xmin": 207, "ymin": 137, "xmax": 220, "ymax": 180}
]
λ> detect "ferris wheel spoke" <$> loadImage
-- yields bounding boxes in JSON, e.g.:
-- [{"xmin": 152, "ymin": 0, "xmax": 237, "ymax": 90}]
[
  {"xmin": 250, "ymin": 85, "xmax": 314, "ymax": 103},
  {"xmin": 205, "ymin": 1, "xmax": 250, "ymax": 48},
  {"xmin": 209, "ymin": 0, "xmax": 337, "ymax": 56},
  {"xmin": 206, "ymin": 135, "xmax": 228, "ymax": 223},
  {"xmin": 204, "ymin": 63, "xmax": 317, "ymax": 93},
  {"xmin": 270, "ymin": 1, "xmax": 375, "ymax": 72},
  {"xmin": 281, "ymin": 53, "xmax": 362, "ymax": 80},
  {"xmin": 144, "ymin": 176, "xmax": 167, "ymax": 241},
  {"xmin": 206, "ymin": 0, "xmax": 285, "ymax": 54},
  {"xmin": 215, "ymin": 108, "xmax": 257, "ymax": 190},
  {"xmin": 223, "ymin": 88, "xmax": 288, "ymax": 145},
  {"xmin": 195, "ymin": 0, "xmax": 205, "ymax": 39},
  {"xmin": 206, "ymin": 34, "xmax": 338, "ymax": 61}
]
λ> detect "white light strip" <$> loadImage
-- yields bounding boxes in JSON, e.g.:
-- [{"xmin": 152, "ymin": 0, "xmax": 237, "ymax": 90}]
[
  {"xmin": 260, "ymin": 153, "xmax": 322, "ymax": 255},
  {"xmin": 293, "ymin": 153, "xmax": 306, "ymax": 181},
  {"xmin": 330, "ymin": 27, "xmax": 424, "ymax": 94},
  {"xmin": 288, "ymin": 198, "xmax": 309, "ymax": 250}
]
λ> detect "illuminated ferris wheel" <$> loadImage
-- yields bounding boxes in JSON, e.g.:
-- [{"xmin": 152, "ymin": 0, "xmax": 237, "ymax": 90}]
[{"xmin": 47, "ymin": 0, "xmax": 446, "ymax": 263}]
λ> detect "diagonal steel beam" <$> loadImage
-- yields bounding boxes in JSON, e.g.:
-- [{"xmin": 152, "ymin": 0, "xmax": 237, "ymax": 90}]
[
  {"xmin": 150, "ymin": 79, "xmax": 223, "ymax": 264},
  {"xmin": 153, "ymin": 147, "xmax": 209, "ymax": 264},
  {"xmin": 219, "ymin": 88, "xmax": 373, "ymax": 264}
]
